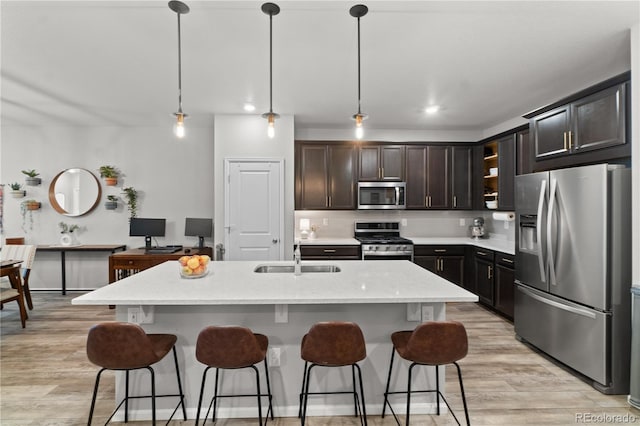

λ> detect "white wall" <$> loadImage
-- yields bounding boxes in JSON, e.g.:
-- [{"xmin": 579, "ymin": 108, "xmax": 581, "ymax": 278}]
[
  {"xmin": 1, "ymin": 124, "xmax": 215, "ymax": 290},
  {"xmin": 213, "ymin": 114, "xmax": 295, "ymax": 260}
]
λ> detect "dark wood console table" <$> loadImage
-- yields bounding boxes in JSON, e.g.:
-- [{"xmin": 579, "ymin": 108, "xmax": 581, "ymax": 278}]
[
  {"xmin": 109, "ymin": 247, "xmax": 214, "ymax": 283},
  {"xmin": 37, "ymin": 245, "xmax": 127, "ymax": 295}
]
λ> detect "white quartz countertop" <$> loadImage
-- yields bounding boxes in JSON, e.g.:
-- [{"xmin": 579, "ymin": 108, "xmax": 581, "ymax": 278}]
[
  {"xmin": 72, "ymin": 260, "xmax": 478, "ymax": 306},
  {"xmin": 300, "ymin": 237, "xmax": 514, "ymax": 255},
  {"xmin": 407, "ymin": 237, "xmax": 515, "ymax": 255},
  {"xmin": 298, "ymin": 238, "xmax": 360, "ymax": 245}
]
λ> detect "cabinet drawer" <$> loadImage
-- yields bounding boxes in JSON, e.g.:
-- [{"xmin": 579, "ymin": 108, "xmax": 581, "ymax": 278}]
[
  {"xmin": 414, "ymin": 245, "xmax": 465, "ymax": 256},
  {"xmin": 111, "ymin": 258, "xmax": 157, "ymax": 269},
  {"xmin": 473, "ymin": 247, "xmax": 495, "ymax": 260},
  {"xmin": 300, "ymin": 245, "xmax": 360, "ymax": 259},
  {"xmin": 495, "ymin": 252, "xmax": 515, "ymax": 268}
]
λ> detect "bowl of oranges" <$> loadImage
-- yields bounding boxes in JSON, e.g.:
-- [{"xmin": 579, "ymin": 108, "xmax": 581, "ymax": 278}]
[{"xmin": 179, "ymin": 254, "xmax": 211, "ymax": 279}]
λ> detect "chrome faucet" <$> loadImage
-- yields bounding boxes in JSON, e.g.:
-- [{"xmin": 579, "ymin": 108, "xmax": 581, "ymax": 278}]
[{"xmin": 294, "ymin": 240, "xmax": 302, "ymax": 276}]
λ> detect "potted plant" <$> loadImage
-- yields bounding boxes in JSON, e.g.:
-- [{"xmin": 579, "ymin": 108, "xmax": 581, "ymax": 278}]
[
  {"xmin": 22, "ymin": 169, "xmax": 42, "ymax": 186},
  {"xmin": 58, "ymin": 222, "xmax": 80, "ymax": 246},
  {"xmin": 9, "ymin": 182, "xmax": 26, "ymax": 198},
  {"xmin": 20, "ymin": 200, "xmax": 40, "ymax": 232},
  {"xmin": 99, "ymin": 165, "xmax": 119, "ymax": 186},
  {"xmin": 122, "ymin": 187, "xmax": 138, "ymax": 218},
  {"xmin": 105, "ymin": 195, "xmax": 118, "ymax": 210}
]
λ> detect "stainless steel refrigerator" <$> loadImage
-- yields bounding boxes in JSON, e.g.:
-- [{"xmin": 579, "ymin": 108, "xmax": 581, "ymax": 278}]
[{"xmin": 514, "ymin": 163, "xmax": 631, "ymax": 394}]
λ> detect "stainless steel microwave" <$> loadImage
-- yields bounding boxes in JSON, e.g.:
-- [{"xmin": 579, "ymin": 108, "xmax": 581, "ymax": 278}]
[{"xmin": 357, "ymin": 182, "xmax": 406, "ymax": 209}]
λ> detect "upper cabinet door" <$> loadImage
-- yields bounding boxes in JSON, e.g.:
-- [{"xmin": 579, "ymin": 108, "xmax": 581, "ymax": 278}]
[
  {"xmin": 358, "ymin": 145, "xmax": 405, "ymax": 181},
  {"xmin": 327, "ymin": 145, "xmax": 357, "ymax": 209},
  {"xmin": 571, "ymin": 83, "xmax": 626, "ymax": 153},
  {"xmin": 531, "ymin": 105, "xmax": 570, "ymax": 159},
  {"xmin": 405, "ymin": 145, "xmax": 428, "ymax": 209},
  {"xmin": 451, "ymin": 146, "xmax": 473, "ymax": 209},
  {"xmin": 298, "ymin": 144, "xmax": 329, "ymax": 209},
  {"xmin": 425, "ymin": 145, "xmax": 449, "ymax": 208},
  {"xmin": 498, "ymin": 135, "xmax": 515, "ymax": 211}
]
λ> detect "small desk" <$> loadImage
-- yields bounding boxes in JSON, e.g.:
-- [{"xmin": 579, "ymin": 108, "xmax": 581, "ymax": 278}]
[
  {"xmin": 109, "ymin": 247, "xmax": 213, "ymax": 283},
  {"xmin": 37, "ymin": 245, "xmax": 127, "ymax": 295}
]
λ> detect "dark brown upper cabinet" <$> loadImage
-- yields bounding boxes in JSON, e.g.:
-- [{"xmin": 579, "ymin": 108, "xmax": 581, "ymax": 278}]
[
  {"xmin": 358, "ymin": 144, "xmax": 405, "ymax": 181},
  {"xmin": 478, "ymin": 131, "xmax": 516, "ymax": 211},
  {"xmin": 497, "ymin": 135, "xmax": 515, "ymax": 211},
  {"xmin": 295, "ymin": 142, "xmax": 357, "ymax": 210},
  {"xmin": 450, "ymin": 146, "xmax": 473, "ymax": 209},
  {"xmin": 406, "ymin": 145, "xmax": 449, "ymax": 209},
  {"xmin": 528, "ymin": 79, "xmax": 628, "ymax": 162},
  {"xmin": 516, "ymin": 129, "xmax": 532, "ymax": 175}
]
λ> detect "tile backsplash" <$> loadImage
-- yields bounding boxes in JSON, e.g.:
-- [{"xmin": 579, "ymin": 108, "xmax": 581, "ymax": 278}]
[{"xmin": 293, "ymin": 210, "xmax": 515, "ymax": 241}]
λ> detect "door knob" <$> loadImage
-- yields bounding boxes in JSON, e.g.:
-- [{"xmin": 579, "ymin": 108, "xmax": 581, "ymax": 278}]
[{"xmin": 272, "ymin": 239, "xmax": 279, "ymax": 244}]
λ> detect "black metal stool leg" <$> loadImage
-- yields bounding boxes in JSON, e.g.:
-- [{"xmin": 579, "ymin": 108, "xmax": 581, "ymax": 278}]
[
  {"xmin": 351, "ymin": 365, "xmax": 358, "ymax": 417},
  {"xmin": 406, "ymin": 363, "xmax": 417, "ymax": 426},
  {"xmin": 435, "ymin": 365, "xmax": 441, "ymax": 415},
  {"xmin": 301, "ymin": 363, "xmax": 315, "ymax": 426},
  {"xmin": 382, "ymin": 347, "xmax": 396, "ymax": 418},
  {"xmin": 87, "ymin": 368, "xmax": 105, "ymax": 426},
  {"xmin": 148, "ymin": 366, "xmax": 156, "ymax": 426},
  {"xmin": 212, "ymin": 368, "xmax": 220, "ymax": 423},
  {"xmin": 298, "ymin": 361, "xmax": 308, "ymax": 418},
  {"xmin": 195, "ymin": 366, "xmax": 210, "ymax": 426},
  {"xmin": 124, "ymin": 370, "xmax": 130, "ymax": 423},
  {"xmin": 354, "ymin": 363, "xmax": 368, "ymax": 426},
  {"xmin": 263, "ymin": 358, "xmax": 274, "ymax": 420},
  {"xmin": 251, "ymin": 365, "xmax": 263, "ymax": 426},
  {"xmin": 171, "ymin": 346, "xmax": 187, "ymax": 421},
  {"xmin": 455, "ymin": 362, "xmax": 470, "ymax": 426}
]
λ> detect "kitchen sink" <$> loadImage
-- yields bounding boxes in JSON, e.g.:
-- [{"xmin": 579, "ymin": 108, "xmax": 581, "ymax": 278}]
[{"xmin": 253, "ymin": 264, "xmax": 341, "ymax": 273}]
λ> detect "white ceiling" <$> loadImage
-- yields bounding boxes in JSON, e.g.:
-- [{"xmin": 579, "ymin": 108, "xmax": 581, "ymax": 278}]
[{"xmin": 1, "ymin": 1, "xmax": 638, "ymax": 134}]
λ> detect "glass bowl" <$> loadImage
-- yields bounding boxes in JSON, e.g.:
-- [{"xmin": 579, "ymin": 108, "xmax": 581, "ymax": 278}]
[{"xmin": 179, "ymin": 255, "xmax": 210, "ymax": 279}]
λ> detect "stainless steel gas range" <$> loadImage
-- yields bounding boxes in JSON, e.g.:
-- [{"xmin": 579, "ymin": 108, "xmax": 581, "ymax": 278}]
[{"xmin": 354, "ymin": 221, "xmax": 414, "ymax": 261}]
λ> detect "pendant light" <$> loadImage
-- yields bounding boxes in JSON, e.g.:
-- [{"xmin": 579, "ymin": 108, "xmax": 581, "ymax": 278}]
[
  {"xmin": 169, "ymin": 1, "xmax": 190, "ymax": 139},
  {"xmin": 350, "ymin": 4, "xmax": 368, "ymax": 140},
  {"xmin": 261, "ymin": 2, "xmax": 280, "ymax": 139}
]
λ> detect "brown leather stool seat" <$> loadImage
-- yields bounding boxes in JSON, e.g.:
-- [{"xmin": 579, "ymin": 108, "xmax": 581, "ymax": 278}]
[
  {"xmin": 299, "ymin": 321, "xmax": 368, "ymax": 426},
  {"xmin": 86, "ymin": 322, "xmax": 186, "ymax": 425},
  {"xmin": 194, "ymin": 325, "xmax": 273, "ymax": 426},
  {"xmin": 382, "ymin": 321, "xmax": 470, "ymax": 426}
]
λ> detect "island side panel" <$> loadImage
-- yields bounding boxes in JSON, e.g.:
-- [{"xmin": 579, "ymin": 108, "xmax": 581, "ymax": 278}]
[{"xmin": 113, "ymin": 302, "xmax": 447, "ymax": 421}]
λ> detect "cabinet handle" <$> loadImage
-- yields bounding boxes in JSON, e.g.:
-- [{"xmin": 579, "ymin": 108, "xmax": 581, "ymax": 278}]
[
  {"xmin": 488, "ymin": 265, "xmax": 493, "ymax": 280},
  {"xmin": 428, "ymin": 196, "xmax": 432, "ymax": 207},
  {"xmin": 425, "ymin": 196, "xmax": 429, "ymax": 207},
  {"xmin": 477, "ymin": 251, "xmax": 488, "ymax": 257},
  {"xmin": 563, "ymin": 132, "xmax": 568, "ymax": 151},
  {"xmin": 323, "ymin": 249, "xmax": 336, "ymax": 253},
  {"xmin": 453, "ymin": 196, "xmax": 457, "ymax": 208},
  {"xmin": 381, "ymin": 167, "xmax": 384, "ymax": 179},
  {"xmin": 501, "ymin": 258, "xmax": 514, "ymax": 264},
  {"xmin": 434, "ymin": 249, "xmax": 447, "ymax": 253},
  {"xmin": 568, "ymin": 131, "xmax": 573, "ymax": 150},
  {"xmin": 328, "ymin": 196, "xmax": 332, "ymax": 207}
]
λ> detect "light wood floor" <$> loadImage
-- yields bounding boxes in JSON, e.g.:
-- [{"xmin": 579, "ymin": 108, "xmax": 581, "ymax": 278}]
[{"xmin": 1, "ymin": 293, "xmax": 638, "ymax": 425}]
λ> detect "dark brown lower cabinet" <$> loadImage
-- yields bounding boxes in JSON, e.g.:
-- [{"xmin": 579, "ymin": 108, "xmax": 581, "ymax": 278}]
[
  {"xmin": 299, "ymin": 245, "xmax": 360, "ymax": 260},
  {"xmin": 413, "ymin": 245, "xmax": 465, "ymax": 287},
  {"xmin": 474, "ymin": 248, "xmax": 494, "ymax": 306},
  {"xmin": 494, "ymin": 253, "xmax": 515, "ymax": 319}
]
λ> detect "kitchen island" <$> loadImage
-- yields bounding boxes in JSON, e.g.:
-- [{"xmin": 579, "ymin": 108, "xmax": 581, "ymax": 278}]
[{"xmin": 73, "ymin": 259, "xmax": 477, "ymax": 421}]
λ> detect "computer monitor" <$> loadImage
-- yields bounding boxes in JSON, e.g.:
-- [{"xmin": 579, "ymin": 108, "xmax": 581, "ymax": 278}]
[
  {"xmin": 129, "ymin": 218, "xmax": 166, "ymax": 250},
  {"xmin": 185, "ymin": 218, "xmax": 213, "ymax": 249}
]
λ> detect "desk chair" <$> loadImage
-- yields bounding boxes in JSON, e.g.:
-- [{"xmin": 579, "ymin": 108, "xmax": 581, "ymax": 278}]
[{"xmin": 0, "ymin": 245, "xmax": 36, "ymax": 310}]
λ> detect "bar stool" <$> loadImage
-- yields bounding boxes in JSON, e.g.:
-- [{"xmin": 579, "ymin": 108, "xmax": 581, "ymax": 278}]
[
  {"xmin": 194, "ymin": 325, "xmax": 273, "ymax": 426},
  {"xmin": 382, "ymin": 321, "xmax": 470, "ymax": 426},
  {"xmin": 299, "ymin": 321, "xmax": 368, "ymax": 426},
  {"xmin": 86, "ymin": 322, "xmax": 187, "ymax": 426}
]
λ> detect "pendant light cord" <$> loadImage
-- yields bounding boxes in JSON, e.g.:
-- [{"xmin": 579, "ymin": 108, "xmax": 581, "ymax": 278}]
[
  {"xmin": 269, "ymin": 12, "xmax": 274, "ymax": 114},
  {"xmin": 177, "ymin": 12, "xmax": 183, "ymax": 114},
  {"xmin": 356, "ymin": 16, "xmax": 362, "ymax": 115}
]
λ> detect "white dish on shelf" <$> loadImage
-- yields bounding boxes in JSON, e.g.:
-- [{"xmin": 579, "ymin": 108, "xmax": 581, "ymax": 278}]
[{"xmin": 486, "ymin": 200, "xmax": 498, "ymax": 209}]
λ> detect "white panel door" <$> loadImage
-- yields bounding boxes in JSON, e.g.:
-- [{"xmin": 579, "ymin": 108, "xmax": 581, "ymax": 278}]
[{"xmin": 225, "ymin": 159, "xmax": 283, "ymax": 261}]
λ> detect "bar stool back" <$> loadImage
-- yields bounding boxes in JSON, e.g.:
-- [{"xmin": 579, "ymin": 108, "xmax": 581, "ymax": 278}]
[
  {"xmin": 85, "ymin": 322, "xmax": 186, "ymax": 425},
  {"xmin": 382, "ymin": 321, "xmax": 470, "ymax": 426},
  {"xmin": 299, "ymin": 321, "xmax": 368, "ymax": 426},
  {"xmin": 194, "ymin": 325, "xmax": 273, "ymax": 426}
]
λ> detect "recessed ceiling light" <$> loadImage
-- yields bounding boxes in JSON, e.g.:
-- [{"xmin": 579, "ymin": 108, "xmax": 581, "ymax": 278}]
[
  {"xmin": 243, "ymin": 103, "xmax": 256, "ymax": 112},
  {"xmin": 425, "ymin": 105, "xmax": 440, "ymax": 114}
]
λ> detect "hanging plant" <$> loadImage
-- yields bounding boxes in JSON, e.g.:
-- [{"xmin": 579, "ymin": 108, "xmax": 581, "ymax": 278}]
[
  {"xmin": 122, "ymin": 187, "xmax": 138, "ymax": 218},
  {"xmin": 9, "ymin": 182, "xmax": 26, "ymax": 198},
  {"xmin": 20, "ymin": 200, "xmax": 40, "ymax": 232},
  {"xmin": 22, "ymin": 169, "xmax": 42, "ymax": 186},
  {"xmin": 99, "ymin": 165, "xmax": 119, "ymax": 186},
  {"xmin": 105, "ymin": 195, "xmax": 118, "ymax": 210}
]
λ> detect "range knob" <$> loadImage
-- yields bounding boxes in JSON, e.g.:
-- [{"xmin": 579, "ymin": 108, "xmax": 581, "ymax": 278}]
[{"xmin": 385, "ymin": 246, "xmax": 391, "ymax": 251}]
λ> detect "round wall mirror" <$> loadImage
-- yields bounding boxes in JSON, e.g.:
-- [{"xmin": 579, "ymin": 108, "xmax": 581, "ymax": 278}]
[{"xmin": 49, "ymin": 168, "xmax": 102, "ymax": 216}]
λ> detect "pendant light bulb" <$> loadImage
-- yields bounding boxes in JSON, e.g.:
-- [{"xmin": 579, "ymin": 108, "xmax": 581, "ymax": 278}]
[
  {"xmin": 267, "ymin": 113, "xmax": 276, "ymax": 139},
  {"xmin": 174, "ymin": 112, "xmax": 186, "ymax": 139}
]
